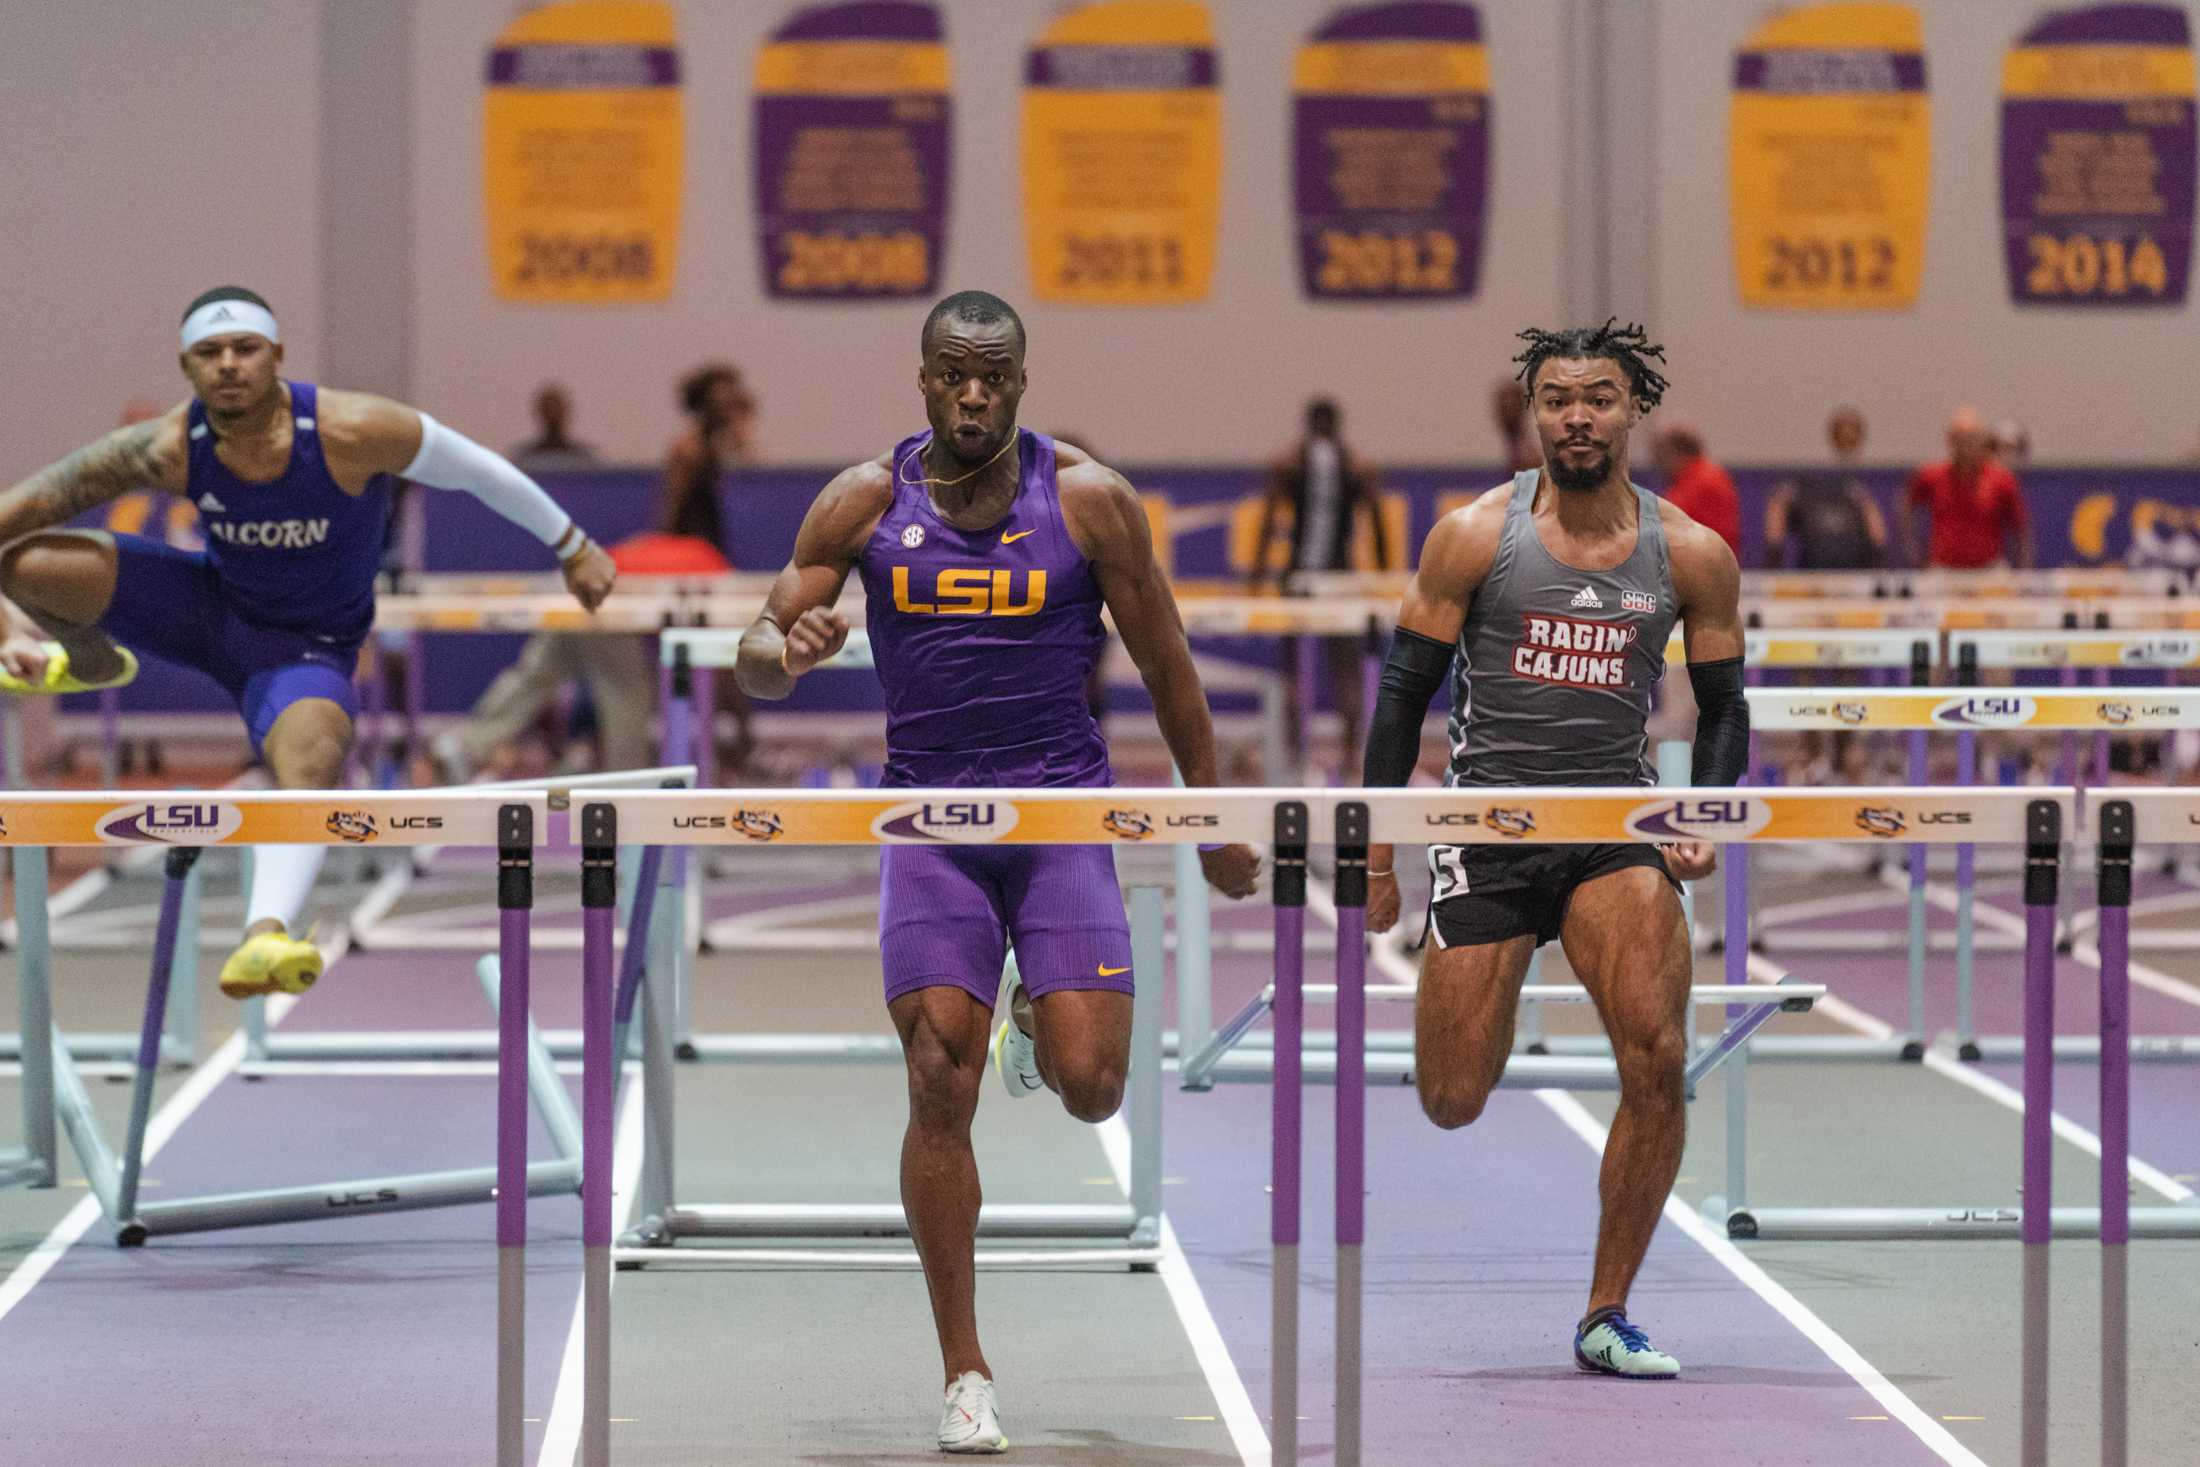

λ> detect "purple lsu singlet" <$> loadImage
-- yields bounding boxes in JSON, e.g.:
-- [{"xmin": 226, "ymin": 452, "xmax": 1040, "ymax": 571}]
[
  {"xmin": 186, "ymin": 381, "xmax": 394, "ymax": 639},
  {"xmin": 859, "ymin": 428, "xmax": 1111, "ymax": 789}
]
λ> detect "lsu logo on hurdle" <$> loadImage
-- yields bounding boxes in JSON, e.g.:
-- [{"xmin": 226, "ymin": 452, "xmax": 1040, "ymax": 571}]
[
  {"xmin": 1931, "ymin": 696, "xmax": 2036, "ymax": 728},
  {"xmin": 1624, "ymin": 797, "xmax": 1773, "ymax": 841},
  {"xmin": 1855, "ymin": 807, "xmax": 1907, "ymax": 838},
  {"xmin": 733, "ymin": 809, "xmax": 783, "ymax": 841},
  {"xmin": 1103, "ymin": 809, "xmax": 1154, "ymax": 840},
  {"xmin": 871, "ymin": 800, "xmax": 1021, "ymax": 843},
  {"xmin": 95, "ymin": 802, "xmax": 245, "ymax": 845},
  {"xmin": 325, "ymin": 811, "xmax": 379, "ymax": 843},
  {"xmin": 1485, "ymin": 806, "xmax": 1537, "ymax": 838}
]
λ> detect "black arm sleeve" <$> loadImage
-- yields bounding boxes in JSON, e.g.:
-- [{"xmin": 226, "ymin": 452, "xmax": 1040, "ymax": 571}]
[
  {"xmin": 1362, "ymin": 627, "xmax": 1453, "ymax": 787},
  {"xmin": 1688, "ymin": 656, "xmax": 1750, "ymax": 786}
]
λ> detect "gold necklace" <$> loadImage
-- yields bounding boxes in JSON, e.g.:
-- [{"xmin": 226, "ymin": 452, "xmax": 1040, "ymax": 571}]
[{"xmin": 898, "ymin": 431, "xmax": 1018, "ymax": 489}]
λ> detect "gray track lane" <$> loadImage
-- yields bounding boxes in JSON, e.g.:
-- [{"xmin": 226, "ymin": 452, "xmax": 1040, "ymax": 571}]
[{"xmin": 602, "ymin": 950, "xmax": 1243, "ymax": 1464}]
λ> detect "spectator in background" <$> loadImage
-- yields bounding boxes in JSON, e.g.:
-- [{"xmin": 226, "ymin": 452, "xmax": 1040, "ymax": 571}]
[
  {"xmin": 1653, "ymin": 422, "xmax": 1741, "ymax": 558},
  {"xmin": 659, "ymin": 363, "xmax": 755, "ymax": 551},
  {"xmin": 509, "ymin": 383, "xmax": 598, "ymax": 470},
  {"xmin": 1491, "ymin": 378, "xmax": 1541, "ymax": 473},
  {"xmin": 1251, "ymin": 397, "xmax": 1389, "ymax": 778},
  {"xmin": 1764, "ymin": 405, "xmax": 1886, "ymax": 569},
  {"xmin": 1903, "ymin": 405, "xmax": 2031, "ymax": 568}
]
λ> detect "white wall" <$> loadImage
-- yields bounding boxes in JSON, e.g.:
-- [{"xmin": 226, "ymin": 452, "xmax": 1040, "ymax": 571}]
[
  {"xmin": 0, "ymin": 1, "xmax": 323, "ymax": 465},
  {"xmin": 409, "ymin": 0, "xmax": 1568, "ymax": 466},
  {"xmin": 1650, "ymin": 0, "xmax": 2200, "ymax": 467}
]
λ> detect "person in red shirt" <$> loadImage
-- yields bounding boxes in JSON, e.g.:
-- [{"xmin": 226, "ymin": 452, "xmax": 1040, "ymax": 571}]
[
  {"xmin": 1653, "ymin": 423, "xmax": 1741, "ymax": 557},
  {"xmin": 1903, "ymin": 405, "xmax": 2031, "ymax": 568}
]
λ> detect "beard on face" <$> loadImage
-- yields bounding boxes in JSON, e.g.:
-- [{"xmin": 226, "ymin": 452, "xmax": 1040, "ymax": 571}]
[{"xmin": 1546, "ymin": 441, "xmax": 1610, "ymax": 492}]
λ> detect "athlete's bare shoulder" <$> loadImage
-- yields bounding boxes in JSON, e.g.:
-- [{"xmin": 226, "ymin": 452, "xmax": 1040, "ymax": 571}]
[
  {"xmin": 1661, "ymin": 502, "xmax": 1741, "ymax": 611},
  {"xmin": 1423, "ymin": 481, "xmax": 1513, "ymax": 572},
  {"xmin": 1053, "ymin": 446, "xmax": 1147, "ymax": 562},
  {"xmin": 794, "ymin": 453, "xmax": 895, "ymax": 566}
]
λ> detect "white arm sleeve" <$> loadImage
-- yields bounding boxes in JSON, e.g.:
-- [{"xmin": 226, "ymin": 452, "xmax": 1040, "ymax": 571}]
[{"xmin": 401, "ymin": 412, "xmax": 576, "ymax": 551}]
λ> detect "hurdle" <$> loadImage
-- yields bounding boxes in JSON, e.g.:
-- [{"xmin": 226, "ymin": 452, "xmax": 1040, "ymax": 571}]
[
  {"xmin": 0, "ymin": 790, "xmax": 578, "ymax": 1243},
  {"xmin": 1755, "ymin": 686, "xmax": 2200, "ymax": 1068},
  {"xmin": 1726, "ymin": 789, "xmax": 2200, "ymax": 1241},
  {"xmin": 591, "ymin": 785, "xmax": 1296, "ymax": 1269},
  {"xmin": 233, "ymin": 764, "xmax": 695, "ymax": 1068}
]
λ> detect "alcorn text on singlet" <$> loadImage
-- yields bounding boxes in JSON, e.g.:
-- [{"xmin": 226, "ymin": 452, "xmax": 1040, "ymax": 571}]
[
  {"xmin": 1447, "ymin": 470, "xmax": 1678, "ymax": 788},
  {"xmin": 860, "ymin": 428, "xmax": 1111, "ymax": 789}
]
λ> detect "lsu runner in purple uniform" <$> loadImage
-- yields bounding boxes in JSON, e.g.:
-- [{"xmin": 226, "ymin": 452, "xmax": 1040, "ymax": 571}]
[
  {"xmin": 736, "ymin": 291, "xmax": 1261, "ymax": 1454},
  {"xmin": 0, "ymin": 286, "xmax": 617, "ymax": 1000}
]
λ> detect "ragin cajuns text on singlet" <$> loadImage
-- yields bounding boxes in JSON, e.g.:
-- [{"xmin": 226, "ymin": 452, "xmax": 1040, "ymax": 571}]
[
  {"xmin": 1446, "ymin": 470, "xmax": 1679, "ymax": 788},
  {"xmin": 858, "ymin": 428, "xmax": 1111, "ymax": 789}
]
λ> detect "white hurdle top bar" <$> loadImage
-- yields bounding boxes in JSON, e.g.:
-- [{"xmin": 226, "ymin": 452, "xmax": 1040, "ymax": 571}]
[
  {"xmin": 584, "ymin": 786, "xmax": 2072, "ymax": 848},
  {"xmin": 0, "ymin": 790, "xmax": 547, "ymax": 847},
  {"xmin": 1747, "ymin": 686, "xmax": 2200, "ymax": 731},
  {"xmin": 1949, "ymin": 629, "xmax": 2200, "ymax": 670}
]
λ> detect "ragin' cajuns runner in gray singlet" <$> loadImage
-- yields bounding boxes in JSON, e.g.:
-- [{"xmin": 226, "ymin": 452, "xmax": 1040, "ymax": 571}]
[{"xmin": 1358, "ymin": 321, "xmax": 1748, "ymax": 1383}]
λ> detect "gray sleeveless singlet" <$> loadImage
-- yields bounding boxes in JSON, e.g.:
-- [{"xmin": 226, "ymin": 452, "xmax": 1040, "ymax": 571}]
[{"xmin": 1445, "ymin": 471, "xmax": 1680, "ymax": 789}]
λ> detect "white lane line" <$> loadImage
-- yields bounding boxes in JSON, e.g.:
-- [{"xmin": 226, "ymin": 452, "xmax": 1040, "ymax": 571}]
[
  {"xmin": 1316, "ymin": 888, "xmax": 1983, "ymax": 1465},
  {"xmin": 536, "ymin": 1070, "xmax": 645, "ymax": 1467},
  {"xmin": 0, "ymin": 967, "xmax": 315, "ymax": 1329},
  {"xmin": 1747, "ymin": 952, "xmax": 2195, "ymax": 1204},
  {"xmin": 1537, "ymin": 1091, "xmax": 1990, "ymax": 1467},
  {"xmin": 1097, "ymin": 1113, "xmax": 1269, "ymax": 1467}
]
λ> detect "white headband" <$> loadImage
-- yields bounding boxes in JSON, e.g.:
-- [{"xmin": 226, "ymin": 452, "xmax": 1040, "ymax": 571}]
[{"xmin": 181, "ymin": 299, "xmax": 280, "ymax": 351}]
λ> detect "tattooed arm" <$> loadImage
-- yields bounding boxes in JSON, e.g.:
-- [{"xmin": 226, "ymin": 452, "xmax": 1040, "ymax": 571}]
[{"xmin": 0, "ymin": 406, "xmax": 190, "ymax": 545}]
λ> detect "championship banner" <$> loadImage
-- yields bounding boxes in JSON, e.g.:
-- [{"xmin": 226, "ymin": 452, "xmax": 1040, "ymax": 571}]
[
  {"xmin": 1362, "ymin": 787, "xmax": 2058, "ymax": 846},
  {"xmin": 1729, "ymin": 3, "xmax": 1930, "ymax": 310},
  {"xmin": 601, "ymin": 788, "xmax": 1267, "ymax": 845},
  {"xmin": 481, "ymin": 1, "xmax": 683, "ymax": 303},
  {"xmin": 753, "ymin": 1, "xmax": 952, "ymax": 300},
  {"xmin": 1749, "ymin": 687, "xmax": 2200, "ymax": 730},
  {"xmin": 2000, "ymin": 3, "xmax": 2195, "ymax": 306},
  {"xmin": 1291, "ymin": 2, "xmax": 1488, "ymax": 301},
  {"xmin": 1021, "ymin": 0, "xmax": 1222, "ymax": 304},
  {"xmin": 0, "ymin": 794, "xmax": 540, "ymax": 848}
]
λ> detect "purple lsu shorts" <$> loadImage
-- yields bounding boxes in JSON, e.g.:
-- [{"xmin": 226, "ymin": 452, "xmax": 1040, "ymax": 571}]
[
  {"xmin": 879, "ymin": 842, "xmax": 1134, "ymax": 1009},
  {"xmin": 101, "ymin": 534, "xmax": 361, "ymax": 756}
]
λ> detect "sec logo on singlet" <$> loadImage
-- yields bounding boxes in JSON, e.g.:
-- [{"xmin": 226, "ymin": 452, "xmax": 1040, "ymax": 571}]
[{"xmin": 902, "ymin": 524, "xmax": 925, "ymax": 549}]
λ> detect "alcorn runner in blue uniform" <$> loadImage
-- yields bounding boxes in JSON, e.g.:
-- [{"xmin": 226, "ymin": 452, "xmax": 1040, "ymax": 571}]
[{"xmin": 0, "ymin": 285, "xmax": 618, "ymax": 1003}]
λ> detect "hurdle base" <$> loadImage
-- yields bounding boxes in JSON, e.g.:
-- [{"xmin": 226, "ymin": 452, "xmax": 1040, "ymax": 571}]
[
  {"xmin": 1961, "ymin": 1034, "xmax": 2200, "ymax": 1064},
  {"xmin": 120, "ymin": 1159, "xmax": 581, "ymax": 1242},
  {"xmin": 673, "ymin": 1033, "xmax": 903, "ymax": 1063},
  {"xmin": 0, "ymin": 1150, "xmax": 51, "ymax": 1190},
  {"xmin": 620, "ymin": 1202, "xmax": 1156, "ymax": 1269},
  {"xmin": 1190, "ymin": 1048, "xmax": 1624, "ymax": 1091},
  {"xmin": 611, "ymin": 1244, "xmax": 1163, "ymax": 1270},
  {"xmin": 1728, "ymin": 1204, "xmax": 2200, "ymax": 1242},
  {"xmin": 0, "ymin": 1031, "xmax": 194, "ymax": 1068},
  {"xmin": 1528, "ymin": 1033, "xmax": 1921, "ymax": 1064}
]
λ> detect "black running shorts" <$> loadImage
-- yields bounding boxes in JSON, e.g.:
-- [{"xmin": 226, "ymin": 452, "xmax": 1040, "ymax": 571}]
[{"xmin": 1425, "ymin": 841, "xmax": 1680, "ymax": 949}]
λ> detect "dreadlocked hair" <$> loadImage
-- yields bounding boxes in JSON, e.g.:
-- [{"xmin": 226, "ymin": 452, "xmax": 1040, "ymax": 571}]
[{"xmin": 1512, "ymin": 318, "xmax": 1669, "ymax": 410}]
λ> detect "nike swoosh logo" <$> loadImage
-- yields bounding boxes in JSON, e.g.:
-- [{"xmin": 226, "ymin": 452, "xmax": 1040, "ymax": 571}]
[
  {"xmin": 1097, "ymin": 964, "xmax": 1129, "ymax": 976},
  {"xmin": 1001, "ymin": 528, "xmax": 1036, "ymax": 543}
]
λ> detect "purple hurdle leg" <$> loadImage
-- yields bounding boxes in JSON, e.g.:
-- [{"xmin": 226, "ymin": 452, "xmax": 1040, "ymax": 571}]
[
  {"xmin": 115, "ymin": 847, "xmax": 199, "ymax": 1232},
  {"xmin": 579, "ymin": 802, "xmax": 619, "ymax": 1467},
  {"xmin": 495, "ymin": 806, "xmax": 535, "ymax": 1251},
  {"xmin": 1333, "ymin": 802, "xmax": 1369, "ymax": 1467},
  {"xmin": 2021, "ymin": 801, "xmax": 2061, "ymax": 1248},
  {"xmin": 1270, "ymin": 801, "xmax": 1308, "ymax": 1467},
  {"xmin": 2096, "ymin": 801, "xmax": 2133, "ymax": 1245}
]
